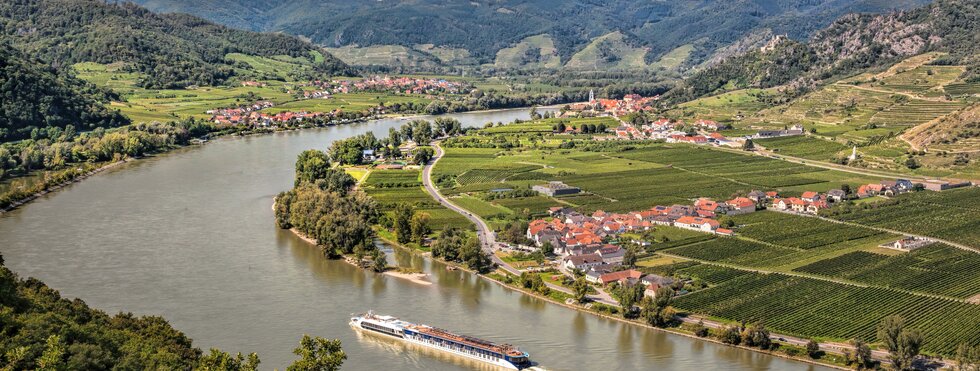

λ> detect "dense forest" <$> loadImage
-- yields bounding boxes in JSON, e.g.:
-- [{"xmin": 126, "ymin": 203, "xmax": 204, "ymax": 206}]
[
  {"xmin": 0, "ymin": 0, "xmax": 352, "ymax": 89},
  {"xmin": 666, "ymin": 0, "xmax": 980, "ymax": 102},
  {"xmin": 0, "ymin": 253, "xmax": 347, "ymax": 369},
  {"xmin": 132, "ymin": 0, "xmax": 929, "ymax": 68},
  {"xmin": 0, "ymin": 42, "xmax": 128, "ymax": 142}
]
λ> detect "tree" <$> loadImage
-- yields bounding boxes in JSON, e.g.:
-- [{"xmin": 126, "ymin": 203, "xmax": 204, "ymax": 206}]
[
  {"xmin": 748, "ymin": 323, "xmax": 772, "ymax": 350},
  {"xmin": 196, "ymin": 349, "xmax": 261, "ymax": 371},
  {"xmin": 721, "ymin": 326, "xmax": 741, "ymax": 345},
  {"xmin": 806, "ymin": 339, "xmax": 820, "ymax": 358},
  {"xmin": 393, "ymin": 203, "xmax": 414, "ymax": 244},
  {"xmin": 840, "ymin": 183, "xmax": 852, "ymax": 196},
  {"xmin": 412, "ymin": 147, "xmax": 434, "ymax": 165},
  {"xmin": 572, "ymin": 276, "xmax": 590, "ymax": 303},
  {"xmin": 372, "ymin": 250, "xmax": 388, "ymax": 273},
  {"xmin": 742, "ymin": 139, "xmax": 755, "ymax": 151},
  {"xmin": 295, "ymin": 150, "xmax": 332, "ymax": 186},
  {"xmin": 850, "ymin": 338, "xmax": 875, "ymax": 370},
  {"xmin": 614, "ymin": 283, "xmax": 645, "ymax": 318},
  {"xmin": 37, "ymin": 335, "xmax": 66, "ymax": 371},
  {"xmin": 286, "ymin": 335, "xmax": 346, "ymax": 371},
  {"xmin": 409, "ymin": 212, "xmax": 431, "ymax": 245},
  {"xmin": 877, "ymin": 315, "xmax": 922, "ymax": 370},
  {"xmin": 622, "ymin": 246, "xmax": 638, "ymax": 268},
  {"xmin": 460, "ymin": 237, "xmax": 493, "ymax": 273},
  {"xmin": 694, "ymin": 320, "xmax": 710, "ymax": 337},
  {"xmin": 955, "ymin": 343, "xmax": 980, "ymax": 371}
]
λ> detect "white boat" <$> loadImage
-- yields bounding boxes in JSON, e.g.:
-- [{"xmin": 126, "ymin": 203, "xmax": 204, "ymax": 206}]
[{"xmin": 350, "ymin": 311, "xmax": 531, "ymax": 370}]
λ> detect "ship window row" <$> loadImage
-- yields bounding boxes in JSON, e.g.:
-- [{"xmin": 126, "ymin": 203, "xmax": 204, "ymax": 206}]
[
  {"xmin": 413, "ymin": 333, "xmax": 502, "ymax": 359},
  {"xmin": 362, "ymin": 322, "xmax": 400, "ymax": 336}
]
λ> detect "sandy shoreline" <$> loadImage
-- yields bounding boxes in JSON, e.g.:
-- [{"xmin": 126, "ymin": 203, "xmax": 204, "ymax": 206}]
[{"xmin": 286, "ymin": 225, "xmax": 433, "ymax": 286}]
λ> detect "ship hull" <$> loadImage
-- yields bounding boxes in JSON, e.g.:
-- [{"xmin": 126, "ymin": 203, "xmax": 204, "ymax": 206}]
[{"xmin": 350, "ymin": 319, "xmax": 521, "ymax": 370}]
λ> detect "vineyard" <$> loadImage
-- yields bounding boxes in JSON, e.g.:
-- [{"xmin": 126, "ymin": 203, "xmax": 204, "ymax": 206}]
[
  {"xmin": 734, "ymin": 212, "xmax": 882, "ymax": 250},
  {"xmin": 666, "ymin": 238, "xmax": 800, "ymax": 269},
  {"xmin": 363, "ymin": 170, "xmax": 473, "ymax": 230},
  {"xmin": 755, "ymin": 136, "xmax": 849, "ymax": 161},
  {"xmin": 673, "ymin": 272, "xmax": 980, "ymax": 355},
  {"xmin": 794, "ymin": 244, "xmax": 980, "ymax": 299},
  {"xmin": 824, "ymin": 187, "xmax": 980, "ymax": 248}
]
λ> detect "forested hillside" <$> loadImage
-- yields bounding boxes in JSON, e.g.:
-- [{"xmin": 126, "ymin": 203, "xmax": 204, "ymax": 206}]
[
  {"xmin": 0, "ymin": 42, "xmax": 128, "ymax": 142},
  {"xmin": 667, "ymin": 0, "xmax": 980, "ymax": 102},
  {"xmin": 0, "ymin": 0, "xmax": 351, "ymax": 89},
  {"xmin": 131, "ymin": 0, "xmax": 930, "ymax": 69}
]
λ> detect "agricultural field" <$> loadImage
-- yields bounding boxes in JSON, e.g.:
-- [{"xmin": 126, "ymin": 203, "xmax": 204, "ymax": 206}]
[
  {"xmin": 435, "ymin": 124, "xmax": 884, "ymax": 215},
  {"xmin": 793, "ymin": 244, "xmax": 980, "ymax": 299},
  {"xmin": 754, "ymin": 136, "xmax": 849, "ymax": 161},
  {"xmin": 362, "ymin": 170, "xmax": 472, "ymax": 231},
  {"xmin": 672, "ymin": 272, "xmax": 980, "ymax": 356},
  {"xmin": 822, "ymin": 187, "xmax": 980, "ymax": 248},
  {"xmin": 663, "ymin": 211, "xmax": 897, "ymax": 272},
  {"xmin": 669, "ymin": 88, "xmax": 772, "ymax": 123}
]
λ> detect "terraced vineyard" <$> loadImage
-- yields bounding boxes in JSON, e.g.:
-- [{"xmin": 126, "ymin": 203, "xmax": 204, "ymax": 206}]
[
  {"xmin": 673, "ymin": 273, "xmax": 980, "ymax": 355},
  {"xmin": 822, "ymin": 187, "xmax": 980, "ymax": 248},
  {"xmin": 794, "ymin": 244, "xmax": 980, "ymax": 299},
  {"xmin": 944, "ymin": 82, "xmax": 980, "ymax": 96},
  {"xmin": 868, "ymin": 100, "xmax": 965, "ymax": 129}
]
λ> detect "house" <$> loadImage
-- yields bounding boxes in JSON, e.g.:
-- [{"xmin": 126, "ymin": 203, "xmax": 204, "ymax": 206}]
[
  {"xmin": 588, "ymin": 269, "xmax": 644, "ymax": 285},
  {"xmin": 922, "ymin": 180, "xmax": 971, "ymax": 191},
  {"xmin": 641, "ymin": 274, "xmax": 675, "ymax": 288},
  {"xmin": 726, "ymin": 197, "xmax": 757, "ymax": 215},
  {"xmin": 674, "ymin": 216, "xmax": 720, "ymax": 232},
  {"xmin": 397, "ymin": 140, "xmax": 418, "ymax": 155},
  {"xmin": 596, "ymin": 245, "xmax": 625, "ymax": 264},
  {"xmin": 882, "ymin": 236, "xmax": 933, "ymax": 251},
  {"xmin": 563, "ymin": 254, "xmax": 604, "ymax": 271},
  {"xmin": 801, "ymin": 191, "xmax": 820, "ymax": 203},
  {"xmin": 827, "ymin": 189, "xmax": 847, "ymax": 202},
  {"xmin": 716, "ymin": 228, "xmax": 735, "ymax": 236},
  {"xmin": 747, "ymin": 190, "xmax": 768, "ymax": 202},
  {"xmin": 362, "ymin": 149, "xmax": 376, "ymax": 162},
  {"xmin": 857, "ymin": 183, "xmax": 885, "ymax": 198},
  {"xmin": 533, "ymin": 181, "xmax": 581, "ymax": 196}
]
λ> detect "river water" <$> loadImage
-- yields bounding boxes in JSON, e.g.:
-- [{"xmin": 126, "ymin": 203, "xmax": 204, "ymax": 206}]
[{"xmin": 0, "ymin": 108, "xmax": 828, "ymax": 370}]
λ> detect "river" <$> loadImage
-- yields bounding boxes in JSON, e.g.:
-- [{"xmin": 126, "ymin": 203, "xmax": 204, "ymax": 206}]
[{"xmin": 0, "ymin": 108, "xmax": 828, "ymax": 370}]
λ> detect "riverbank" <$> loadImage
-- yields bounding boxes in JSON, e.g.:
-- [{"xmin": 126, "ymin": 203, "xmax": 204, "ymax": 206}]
[
  {"xmin": 1, "ymin": 158, "xmax": 135, "ymax": 214},
  {"xmin": 0, "ymin": 104, "xmax": 547, "ymax": 215}
]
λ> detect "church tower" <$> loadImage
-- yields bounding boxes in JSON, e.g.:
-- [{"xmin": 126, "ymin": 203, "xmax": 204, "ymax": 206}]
[{"xmin": 589, "ymin": 89, "xmax": 595, "ymax": 103}]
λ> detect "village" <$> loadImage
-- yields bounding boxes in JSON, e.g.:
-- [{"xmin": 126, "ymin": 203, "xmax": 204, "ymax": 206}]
[
  {"xmin": 309, "ymin": 75, "xmax": 472, "ymax": 96},
  {"xmin": 517, "ymin": 177, "xmax": 943, "ymax": 299}
]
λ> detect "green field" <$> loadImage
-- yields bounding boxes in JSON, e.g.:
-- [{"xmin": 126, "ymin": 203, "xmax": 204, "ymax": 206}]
[
  {"xmin": 673, "ymin": 272, "xmax": 980, "ymax": 355},
  {"xmin": 754, "ymin": 136, "xmax": 849, "ymax": 161},
  {"xmin": 794, "ymin": 244, "xmax": 980, "ymax": 299},
  {"xmin": 362, "ymin": 170, "xmax": 472, "ymax": 231},
  {"xmin": 822, "ymin": 187, "xmax": 980, "ymax": 248}
]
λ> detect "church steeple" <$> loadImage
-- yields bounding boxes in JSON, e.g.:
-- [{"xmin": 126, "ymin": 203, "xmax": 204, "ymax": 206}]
[{"xmin": 589, "ymin": 89, "xmax": 595, "ymax": 103}]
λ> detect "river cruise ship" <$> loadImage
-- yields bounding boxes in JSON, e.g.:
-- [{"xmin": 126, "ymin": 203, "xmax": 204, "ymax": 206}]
[{"xmin": 350, "ymin": 312, "xmax": 531, "ymax": 369}]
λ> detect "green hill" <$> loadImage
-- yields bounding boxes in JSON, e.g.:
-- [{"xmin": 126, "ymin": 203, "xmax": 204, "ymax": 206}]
[
  {"xmin": 0, "ymin": 42, "xmax": 128, "ymax": 142},
  {"xmin": 0, "ymin": 0, "xmax": 351, "ymax": 89},
  {"xmin": 667, "ymin": 0, "xmax": 980, "ymax": 103},
  {"xmin": 130, "ymin": 0, "xmax": 931, "ymax": 70}
]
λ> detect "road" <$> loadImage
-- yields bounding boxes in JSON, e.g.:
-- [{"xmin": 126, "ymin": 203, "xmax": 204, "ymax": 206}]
[{"xmin": 420, "ymin": 141, "xmax": 912, "ymax": 366}]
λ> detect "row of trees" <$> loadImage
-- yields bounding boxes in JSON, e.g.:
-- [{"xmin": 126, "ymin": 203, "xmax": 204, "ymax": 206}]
[
  {"xmin": 0, "ymin": 254, "xmax": 346, "ymax": 370},
  {"xmin": 328, "ymin": 118, "xmax": 460, "ymax": 165}
]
